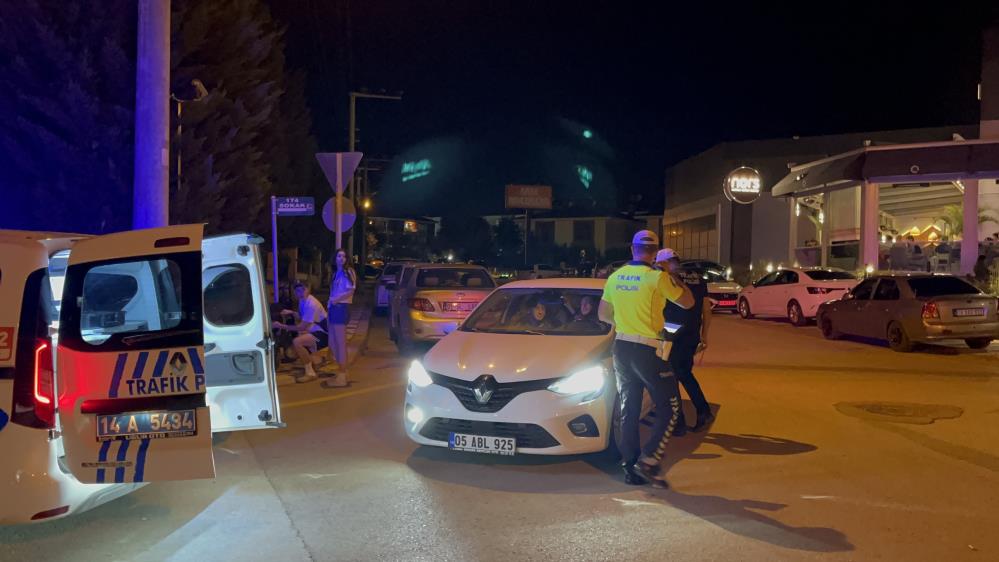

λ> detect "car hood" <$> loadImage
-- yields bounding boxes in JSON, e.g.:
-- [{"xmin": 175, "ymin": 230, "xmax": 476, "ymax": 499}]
[
  {"xmin": 707, "ymin": 282, "xmax": 742, "ymax": 293},
  {"xmin": 424, "ymin": 330, "xmax": 611, "ymax": 383}
]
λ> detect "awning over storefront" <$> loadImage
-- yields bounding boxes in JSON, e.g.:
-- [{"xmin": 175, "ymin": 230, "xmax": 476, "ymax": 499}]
[{"xmin": 772, "ymin": 138, "xmax": 999, "ymax": 197}]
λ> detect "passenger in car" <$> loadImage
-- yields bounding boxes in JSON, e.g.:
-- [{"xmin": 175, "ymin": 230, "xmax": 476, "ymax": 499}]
[{"xmin": 520, "ymin": 296, "xmax": 564, "ymax": 330}]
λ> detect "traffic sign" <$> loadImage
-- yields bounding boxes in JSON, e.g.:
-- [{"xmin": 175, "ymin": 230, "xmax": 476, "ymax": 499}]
[
  {"xmin": 505, "ymin": 184, "xmax": 553, "ymax": 209},
  {"xmin": 274, "ymin": 196, "xmax": 315, "ymax": 216},
  {"xmin": 322, "ymin": 198, "xmax": 356, "ymax": 233},
  {"xmin": 316, "ymin": 152, "xmax": 363, "ymax": 194}
]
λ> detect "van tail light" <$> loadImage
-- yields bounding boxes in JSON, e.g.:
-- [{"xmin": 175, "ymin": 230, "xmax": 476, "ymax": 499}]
[
  {"xmin": 408, "ymin": 298, "xmax": 435, "ymax": 312},
  {"xmin": 33, "ymin": 339, "xmax": 56, "ymax": 427},
  {"xmin": 806, "ymin": 287, "xmax": 833, "ymax": 294},
  {"xmin": 922, "ymin": 302, "xmax": 940, "ymax": 320}
]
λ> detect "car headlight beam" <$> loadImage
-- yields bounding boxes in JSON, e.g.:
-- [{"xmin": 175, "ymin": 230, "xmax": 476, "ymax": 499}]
[
  {"xmin": 547, "ymin": 365, "xmax": 606, "ymax": 398},
  {"xmin": 408, "ymin": 360, "xmax": 433, "ymax": 388}
]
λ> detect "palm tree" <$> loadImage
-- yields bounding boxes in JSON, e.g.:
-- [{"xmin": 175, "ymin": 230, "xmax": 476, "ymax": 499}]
[{"xmin": 936, "ymin": 205, "xmax": 999, "ymax": 237}]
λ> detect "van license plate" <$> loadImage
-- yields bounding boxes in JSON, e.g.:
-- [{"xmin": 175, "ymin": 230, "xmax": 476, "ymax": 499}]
[
  {"xmin": 448, "ymin": 433, "xmax": 516, "ymax": 456},
  {"xmin": 953, "ymin": 308, "xmax": 985, "ymax": 317},
  {"xmin": 97, "ymin": 410, "xmax": 197, "ymax": 442}
]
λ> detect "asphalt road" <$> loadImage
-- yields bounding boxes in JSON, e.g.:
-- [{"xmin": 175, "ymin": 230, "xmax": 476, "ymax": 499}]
[{"xmin": 2, "ymin": 314, "xmax": 998, "ymax": 561}]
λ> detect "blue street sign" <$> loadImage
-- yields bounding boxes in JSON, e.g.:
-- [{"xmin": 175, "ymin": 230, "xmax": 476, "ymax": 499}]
[{"xmin": 275, "ymin": 196, "xmax": 315, "ymax": 216}]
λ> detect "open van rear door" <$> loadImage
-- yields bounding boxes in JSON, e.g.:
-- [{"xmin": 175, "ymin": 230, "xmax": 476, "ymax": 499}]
[
  {"xmin": 56, "ymin": 225, "xmax": 214, "ymax": 483},
  {"xmin": 202, "ymin": 234, "xmax": 283, "ymax": 432}
]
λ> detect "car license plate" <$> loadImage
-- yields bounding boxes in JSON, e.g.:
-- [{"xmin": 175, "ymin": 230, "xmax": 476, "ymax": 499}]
[
  {"xmin": 442, "ymin": 302, "xmax": 477, "ymax": 312},
  {"xmin": 97, "ymin": 410, "xmax": 197, "ymax": 442},
  {"xmin": 448, "ymin": 432, "xmax": 516, "ymax": 456},
  {"xmin": 954, "ymin": 308, "xmax": 986, "ymax": 317},
  {"xmin": 718, "ymin": 300, "xmax": 737, "ymax": 307}
]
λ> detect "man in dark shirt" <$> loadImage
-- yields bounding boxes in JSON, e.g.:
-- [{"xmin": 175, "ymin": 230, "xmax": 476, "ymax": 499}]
[{"xmin": 656, "ymin": 249, "xmax": 715, "ymax": 433}]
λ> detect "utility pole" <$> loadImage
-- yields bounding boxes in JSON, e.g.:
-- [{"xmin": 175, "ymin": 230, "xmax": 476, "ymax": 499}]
[
  {"xmin": 347, "ymin": 91, "xmax": 401, "ymax": 261},
  {"xmin": 133, "ymin": 0, "xmax": 171, "ymax": 229}
]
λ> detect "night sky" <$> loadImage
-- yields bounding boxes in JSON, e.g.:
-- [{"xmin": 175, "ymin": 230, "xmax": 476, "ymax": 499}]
[{"xmin": 270, "ymin": 1, "xmax": 997, "ymax": 214}]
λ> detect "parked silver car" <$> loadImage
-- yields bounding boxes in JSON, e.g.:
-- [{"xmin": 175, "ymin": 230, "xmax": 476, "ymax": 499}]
[
  {"xmin": 388, "ymin": 264, "xmax": 496, "ymax": 350},
  {"xmin": 817, "ymin": 274, "xmax": 998, "ymax": 352}
]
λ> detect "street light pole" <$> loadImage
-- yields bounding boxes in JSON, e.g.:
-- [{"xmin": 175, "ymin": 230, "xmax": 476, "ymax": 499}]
[
  {"xmin": 347, "ymin": 91, "xmax": 401, "ymax": 262},
  {"xmin": 171, "ymin": 79, "xmax": 208, "ymax": 202}
]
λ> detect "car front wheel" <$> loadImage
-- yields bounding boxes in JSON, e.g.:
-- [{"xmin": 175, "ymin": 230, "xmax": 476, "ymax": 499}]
[
  {"xmin": 965, "ymin": 338, "xmax": 993, "ymax": 349},
  {"xmin": 788, "ymin": 301, "xmax": 806, "ymax": 327},
  {"xmin": 738, "ymin": 297, "xmax": 753, "ymax": 319},
  {"xmin": 819, "ymin": 313, "xmax": 840, "ymax": 339},
  {"xmin": 887, "ymin": 321, "xmax": 914, "ymax": 352}
]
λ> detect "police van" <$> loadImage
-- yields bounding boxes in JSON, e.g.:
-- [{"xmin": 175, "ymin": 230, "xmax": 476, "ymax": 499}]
[{"xmin": 0, "ymin": 225, "xmax": 283, "ymax": 524}]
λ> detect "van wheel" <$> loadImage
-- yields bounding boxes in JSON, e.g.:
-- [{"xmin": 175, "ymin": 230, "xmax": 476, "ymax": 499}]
[
  {"xmin": 819, "ymin": 313, "xmax": 840, "ymax": 339},
  {"xmin": 965, "ymin": 338, "xmax": 993, "ymax": 349},
  {"xmin": 738, "ymin": 298, "xmax": 753, "ymax": 319},
  {"xmin": 887, "ymin": 321, "xmax": 914, "ymax": 352},
  {"xmin": 788, "ymin": 301, "xmax": 806, "ymax": 326}
]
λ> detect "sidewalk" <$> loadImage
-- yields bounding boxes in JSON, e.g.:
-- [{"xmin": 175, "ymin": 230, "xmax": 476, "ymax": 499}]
[{"xmin": 276, "ymin": 281, "xmax": 375, "ymax": 384}]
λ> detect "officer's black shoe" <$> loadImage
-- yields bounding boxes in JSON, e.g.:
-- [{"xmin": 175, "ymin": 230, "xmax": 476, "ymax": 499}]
[
  {"xmin": 622, "ymin": 464, "xmax": 648, "ymax": 486},
  {"xmin": 673, "ymin": 424, "xmax": 688, "ymax": 437},
  {"xmin": 633, "ymin": 461, "xmax": 669, "ymax": 489},
  {"xmin": 691, "ymin": 413, "xmax": 715, "ymax": 433}
]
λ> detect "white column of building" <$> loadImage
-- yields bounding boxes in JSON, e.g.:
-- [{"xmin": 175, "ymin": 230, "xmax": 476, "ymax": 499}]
[
  {"xmin": 788, "ymin": 198, "xmax": 798, "ymax": 265},
  {"xmin": 860, "ymin": 182, "xmax": 880, "ymax": 271},
  {"xmin": 961, "ymin": 179, "xmax": 980, "ymax": 275},
  {"xmin": 820, "ymin": 199, "xmax": 830, "ymax": 267}
]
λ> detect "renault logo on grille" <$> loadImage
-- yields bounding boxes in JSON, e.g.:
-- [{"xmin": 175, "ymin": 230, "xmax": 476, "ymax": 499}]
[{"xmin": 472, "ymin": 375, "xmax": 497, "ymax": 404}]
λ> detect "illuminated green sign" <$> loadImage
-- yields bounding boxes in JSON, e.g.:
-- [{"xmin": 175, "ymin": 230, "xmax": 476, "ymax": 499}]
[
  {"xmin": 576, "ymin": 165, "xmax": 593, "ymax": 189},
  {"xmin": 582, "ymin": 129, "xmax": 593, "ymax": 139},
  {"xmin": 401, "ymin": 159, "xmax": 432, "ymax": 182}
]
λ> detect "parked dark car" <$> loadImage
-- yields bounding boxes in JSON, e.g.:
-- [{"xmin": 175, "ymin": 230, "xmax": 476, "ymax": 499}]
[{"xmin": 817, "ymin": 274, "xmax": 998, "ymax": 351}]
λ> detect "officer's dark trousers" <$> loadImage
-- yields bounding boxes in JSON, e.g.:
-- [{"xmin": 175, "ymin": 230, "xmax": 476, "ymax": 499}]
[
  {"xmin": 614, "ymin": 340, "xmax": 680, "ymax": 465},
  {"xmin": 669, "ymin": 339, "xmax": 710, "ymax": 426}
]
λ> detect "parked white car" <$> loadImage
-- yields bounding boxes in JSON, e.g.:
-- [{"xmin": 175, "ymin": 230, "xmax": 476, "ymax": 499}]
[
  {"xmin": 0, "ymin": 226, "xmax": 282, "ymax": 524},
  {"xmin": 404, "ymin": 278, "xmax": 647, "ymax": 456},
  {"xmin": 738, "ymin": 267, "xmax": 859, "ymax": 326}
]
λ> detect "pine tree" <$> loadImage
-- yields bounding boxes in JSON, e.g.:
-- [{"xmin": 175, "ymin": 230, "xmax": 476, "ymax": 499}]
[{"xmin": 0, "ymin": 1, "xmax": 135, "ymax": 233}]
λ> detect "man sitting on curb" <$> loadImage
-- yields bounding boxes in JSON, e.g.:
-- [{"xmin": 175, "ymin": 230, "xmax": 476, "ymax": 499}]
[{"xmin": 273, "ymin": 281, "xmax": 329, "ymax": 383}]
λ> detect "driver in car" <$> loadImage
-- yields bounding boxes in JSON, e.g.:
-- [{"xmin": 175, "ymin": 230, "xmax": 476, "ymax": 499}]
[{"xmin": 568, "ymin": 295, "xmax": 602, "ymax": 331}]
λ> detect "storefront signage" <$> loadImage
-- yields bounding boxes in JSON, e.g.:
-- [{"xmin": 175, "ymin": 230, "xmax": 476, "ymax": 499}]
[
  {"xmin": 401, "ymin": 159, "xmax": 432, "ymax": 182},
  {"xmin": 723, "ymin": 167, "xmax": 762, "ymax": 204},
  {"xmin": 505, "ymin": 184, "xmax": 553, "ymax": 209}
]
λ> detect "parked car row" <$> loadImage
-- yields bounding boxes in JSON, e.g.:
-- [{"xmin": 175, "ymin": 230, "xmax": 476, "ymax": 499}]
[{"xmin": 733, "ymin": 266, "xmax": 997, "ymax": 351}]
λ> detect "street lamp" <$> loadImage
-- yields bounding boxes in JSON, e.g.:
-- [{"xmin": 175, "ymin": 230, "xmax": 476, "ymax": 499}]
[
  {"xmin": 347, "ymin": 90, "xmax": 402, "ymax": 259},
  {"xmin": 171, "ymin": 79, "xmax": 208, "ymax": 197}
]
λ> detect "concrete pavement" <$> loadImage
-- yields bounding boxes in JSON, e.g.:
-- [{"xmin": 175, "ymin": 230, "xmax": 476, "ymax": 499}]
[{"xmin": 2, "ymin": 313, "xmax": 997, "ymax": 561}]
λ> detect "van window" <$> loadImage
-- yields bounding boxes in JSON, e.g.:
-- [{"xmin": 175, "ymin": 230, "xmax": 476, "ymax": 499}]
[
  {"xmin": 80, "ymin": 259, "xmax": 182, "ymax": 345},
  {"xmin": 204, "ymin": 264, "xmax": 254, "ymax": 326}
]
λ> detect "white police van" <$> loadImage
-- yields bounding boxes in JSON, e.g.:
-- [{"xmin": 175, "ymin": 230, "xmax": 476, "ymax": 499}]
[{"xmin": 0, "ymin": 225, "xmax": 283, "ymax": 524}]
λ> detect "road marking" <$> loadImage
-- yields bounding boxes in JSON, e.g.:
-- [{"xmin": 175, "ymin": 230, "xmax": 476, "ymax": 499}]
[
  {"xmin": 281, "ymin": 382, "xmax": 405, "ymax": 409},
  {"xmin": 612, "ymin": 498, "xmax": 661, "ymax": 508}
]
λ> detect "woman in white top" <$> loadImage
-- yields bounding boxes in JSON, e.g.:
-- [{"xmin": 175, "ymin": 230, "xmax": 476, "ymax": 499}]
[{"xmin": 324, "ymin": 248, "xmax": 356, "ymax": 388}]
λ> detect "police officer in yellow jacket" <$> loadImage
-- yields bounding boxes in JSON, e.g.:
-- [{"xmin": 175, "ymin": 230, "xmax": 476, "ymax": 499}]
[{"xmin": 599, "ymin": 230, "xmax": 694, "ymax": 486}]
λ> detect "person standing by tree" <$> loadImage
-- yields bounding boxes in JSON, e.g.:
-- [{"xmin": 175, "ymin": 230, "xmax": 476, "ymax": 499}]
[{"xmin": 323, "ymin": 249, "xmax": 356, "ymax": 388}]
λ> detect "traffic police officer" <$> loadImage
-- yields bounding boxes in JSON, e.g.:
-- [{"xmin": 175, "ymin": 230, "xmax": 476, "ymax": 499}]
[
  {"xmin": 598, "ymin": 230, "xmax": 694, "ymax": 486},
  {"xmin": 656, "ymin": 249, "xmax": 715, "ymax": 433}
]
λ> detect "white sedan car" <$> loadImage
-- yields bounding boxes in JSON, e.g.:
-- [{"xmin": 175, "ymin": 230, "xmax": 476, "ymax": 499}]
[
  {"xmin": 404, "ymin": 278, "xmax": 626, "ymax": 456},
  {"xmin": 738, "ymin": 267, "xmax": 859, "ymax": 326}
]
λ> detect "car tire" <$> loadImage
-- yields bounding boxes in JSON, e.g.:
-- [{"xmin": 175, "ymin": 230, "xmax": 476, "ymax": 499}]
[
  {"xmin": 819, "ymin": 313, "xmax": 840, "ymax": 340},
  {"xmin": 887, "ymin": 321, "xmax": 914, "ymax": 352},
  {"xmin": 788, "ymin": 301, "xmax": 807, "ymax": 327},
  {"xmin": 738, "ymin": 297, "xmax": 753, "ymax": 319},
  {"xmin": 965, "ymin": 338, "xmax": 993, "ymax": 350}
]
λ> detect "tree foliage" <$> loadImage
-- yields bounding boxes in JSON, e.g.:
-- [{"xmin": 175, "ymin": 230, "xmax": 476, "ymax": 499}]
[{"xmin": 0, "ymin": 1, "xmax": 135, "ymax": 233}]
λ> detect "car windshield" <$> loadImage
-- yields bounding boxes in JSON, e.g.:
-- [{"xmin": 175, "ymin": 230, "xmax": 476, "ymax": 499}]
[
  {"xmin": 682, "ymin": 267, "xmax": 727, "ymax": 283},
  {"xmin": 907, "ymin": 276, "xmax": 980, "ymax": 297},
  {"xmin": 461, "ymin": 288, "xmax": 611, "ymax": 335},
  {"xmin": 416, "ymin": 268, "xmax": 495, "ymax": 289},
  {"xmin": 804, "ymin": 270, "xmax": 856, "ymax": 281}
]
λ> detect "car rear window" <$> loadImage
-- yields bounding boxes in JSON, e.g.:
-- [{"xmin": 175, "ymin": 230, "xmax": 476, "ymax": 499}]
[
  {"xmin": 416, "ymin": 268, "xmax": 495, "ymax": 289},
  {"xmin": 907, "ymin": 277, "xmax": 980, "ymax": 297},
  {"xmin": 804, "ymin": 270, "xmax": 856, "ymax": 281}
]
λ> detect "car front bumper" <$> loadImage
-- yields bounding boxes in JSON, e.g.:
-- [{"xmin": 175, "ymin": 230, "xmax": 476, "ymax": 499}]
[{"xmin": 404, "ymin": 381, "xmax": 614, "ymax": 455}]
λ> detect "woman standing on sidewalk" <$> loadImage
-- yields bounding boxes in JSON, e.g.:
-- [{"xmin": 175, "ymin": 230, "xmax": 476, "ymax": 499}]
[{"xmin": 324, "ymin": 248, "xmax": 356, "ymax": 388}]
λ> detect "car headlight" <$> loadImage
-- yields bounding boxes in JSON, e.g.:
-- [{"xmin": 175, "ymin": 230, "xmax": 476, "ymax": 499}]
[
  {"xmin": 547, "ymin": 365, "xmax": 606, "ymax": 398},
  {"xmin": 408, "ymin": 360, "xmax": 433, "ymax": 388}
]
